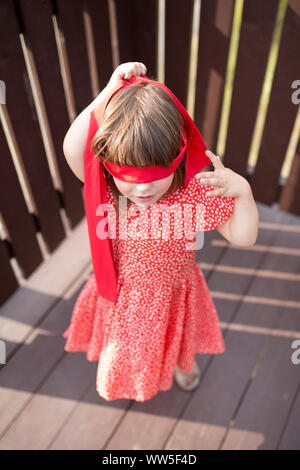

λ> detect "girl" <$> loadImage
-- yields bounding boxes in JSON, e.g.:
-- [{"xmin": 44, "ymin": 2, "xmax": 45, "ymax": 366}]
[{"xmin": 62, "ymin": 62, "xmax": 259, "ymax": 402}]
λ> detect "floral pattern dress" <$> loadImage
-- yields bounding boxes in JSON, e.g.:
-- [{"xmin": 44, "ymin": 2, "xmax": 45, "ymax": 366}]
[{"xmin": 62, "ymin": 172, "xmax": 235, "ymax": 402}]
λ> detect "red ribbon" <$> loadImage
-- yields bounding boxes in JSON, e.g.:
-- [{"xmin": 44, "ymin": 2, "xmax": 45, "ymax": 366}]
[{"xmin": 84, "ymin": 75, "xmax": 211, "ymax": 303}]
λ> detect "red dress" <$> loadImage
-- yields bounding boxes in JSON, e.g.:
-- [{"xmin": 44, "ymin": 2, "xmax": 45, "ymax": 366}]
[{"xmin": 63, "ymin": 168, "xmax": 235, "ymax": 402}]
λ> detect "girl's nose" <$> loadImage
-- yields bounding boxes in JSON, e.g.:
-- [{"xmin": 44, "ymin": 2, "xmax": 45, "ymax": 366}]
[{"xmin": 136, "ymin": 183, "xmax": 152, "ymax": 191}]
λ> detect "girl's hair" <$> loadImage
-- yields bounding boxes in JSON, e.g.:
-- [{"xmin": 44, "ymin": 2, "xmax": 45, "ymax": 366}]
[{"xmin": 91, "ymin": 80, "xmax": 187, "ymax": 213}]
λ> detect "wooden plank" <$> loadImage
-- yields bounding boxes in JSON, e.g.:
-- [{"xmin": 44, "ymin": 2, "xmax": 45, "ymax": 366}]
[
  {"xmin": 102, "ymin": 204, "xmax": 283, "ymax": 449},
  {"xmin": 251, "ymin": 0, "xmax": 300, "ymax": 207},
  {"xmin": 0, "ymin": 124, "xmax": 43, "ymax": 281},
  {"xmin": 49, "ymin": 383, "xmax": 132, "ymax": 450},
  {"xmin": 222, "ymin": 303, "xmax": 300, "ymax": 449},
  {"xmin": 100, "ymin": 383, "xmax": 196, "ymax": 450},
  {"xmin": 88, "ymin": 0, "xmax": 114, "ymax": 89},
  {"xmin": 0, "ymin": 239, "xmax": 18, "ymax": 306},
  {"xmin": 164, "ymin": 0, "xmax": 194, "ymax": 105},
  {"xmin": 165, "ymin": 204, "xmax": 289, "ymax": 450},
  {"xmin": 223, "ymin": 0, "xmax": 278, "ymax": 177},
  {"xmin": 0, "ymin": 258, "xmax": 130, "ymax": 449},
  {"xmin": 56, "ymin": 0, "xmax": 92, "ymax": 112},
  {"xmin": 280, "ymin": 135, "xmax": 300, "ymax": 217},
  {"xmin": 199, "ymin": 207, "xmax": 299, "ymax": 449},
  {"xmin": 278, "ymin": 385, "xmax": 300, "ymax": 449},
  {"xmin": 194, "ymin": 0, "xmax": 234, "ymax": 149},
  {"xmin": 0, "ymin": 263, "xmax": 99, "ymax": 446},
  {"xmin": 115, "ymin": 0, "xmax": 157, "ymax": 77},
  {"xmin": 220, "ymin": 213, "xmax": 300, "ymax": 449},
  {"xmin": 19, "ymin": 0, "xmax": 85, "ymax": 229},
  {"xmin": 197, "ymin": 229, "xmax": 232, "ymax": 277},
  {"xmin": 0, "ymin": 351, "xmax": 96, "ymax": 449},
  {"xmin": 0, "ymin": 218, "xmax": 91, "ymax": 361}
]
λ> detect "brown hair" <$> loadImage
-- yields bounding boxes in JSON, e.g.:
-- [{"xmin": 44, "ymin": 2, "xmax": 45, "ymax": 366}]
[{"xmin": 91, "ymin": 80, "xmax": 187, "ymax": 213}]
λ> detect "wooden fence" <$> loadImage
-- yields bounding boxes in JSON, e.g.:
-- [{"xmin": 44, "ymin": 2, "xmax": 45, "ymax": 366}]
[{"xmin": 0, "ymin": 0, "xmax": 299, "ymax": 306}]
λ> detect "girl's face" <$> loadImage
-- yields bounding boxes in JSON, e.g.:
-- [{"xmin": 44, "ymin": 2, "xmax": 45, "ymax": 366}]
[{"xmin": 112, "ymin": 173, "xmax": 174, "ymax": 207}]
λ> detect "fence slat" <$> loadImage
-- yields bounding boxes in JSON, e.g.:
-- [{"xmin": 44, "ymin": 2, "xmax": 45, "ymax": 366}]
[
  {"xmin": 165, "ymin": 0, "xmax": 194, "ymax": 105},
  {"xmin": 194, "ymin": 0, "xmax": 234, "ymax": 150},
  {"xmin": 88, "ymin": 0, "xmax": 114, "ymax": 90},
  {"xmin": 280, "ymin": 138, "xmax": 300, "ymax": 215},
  {"xmin": 56, "ymin": 0, "xmax": 92, "ymax": 113},
  {"xmin": 115, "ymin": 0, "xmax": 157, "ymax": 77},
  {"xmin": 251, "ymin": 0, "xmax": 300, "ymax": 209},
  {"xmin": 223, "ymin": 0, "xmax": 278, "ymax": 177},
  {"xmin": 0, "ymin": 125, "xmax": 43, "ymax": 287},
  {"xmin": 0, "ymin": 240, "xmax": 19, "ymax": 306},
  {"xmin": 19, "ymin": 0, "xmax": 85, "ymax": 230}
]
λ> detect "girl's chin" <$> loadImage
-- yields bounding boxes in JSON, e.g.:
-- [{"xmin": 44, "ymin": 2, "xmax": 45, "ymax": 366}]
[
  {"xmin": 132, "ymin": 200, "xmax": 153, "ymax": 207},
  {"xmin": 129, "ymin": 195, "xmax": 158, "ymax": 206}
]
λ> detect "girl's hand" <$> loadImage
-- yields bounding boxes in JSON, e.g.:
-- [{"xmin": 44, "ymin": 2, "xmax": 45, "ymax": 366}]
[
  {"xmin": 107, "ymin": 62, "xmax": 147, "ymax": 90},
  {"xmin": 196, "ymin": 149, "xmax": 250, "ymax": 199}
]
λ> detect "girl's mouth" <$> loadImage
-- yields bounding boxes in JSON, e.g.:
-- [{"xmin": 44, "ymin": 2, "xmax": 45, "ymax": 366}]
[{"xmin": 134, "ymin": 195, "xmax": 154, "ymax": 201}]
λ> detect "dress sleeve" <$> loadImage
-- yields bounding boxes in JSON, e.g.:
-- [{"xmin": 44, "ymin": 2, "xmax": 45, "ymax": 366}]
[{"xmin": 187, "ymin": 177, "xmax": 235, "ymax": 232}]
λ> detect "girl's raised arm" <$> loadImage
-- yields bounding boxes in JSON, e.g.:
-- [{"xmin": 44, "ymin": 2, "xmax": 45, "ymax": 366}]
[{"xmin": 63, "ymin": 85, "xmax": 113, "ymax": 182}]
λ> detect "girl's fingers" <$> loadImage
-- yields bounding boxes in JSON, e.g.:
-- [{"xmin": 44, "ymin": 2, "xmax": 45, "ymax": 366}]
[
  {"xmin": 205, "ymin": 186, "xmax": 226, "ymax": 197},
  {"xmin": 199, "ymin": 177, "xmax": 219, "ymax": 186},
  {"xmin": 196, "ymin": 171, "xmax": 214, "ymax": 179},
  {"xmin": 135, "ymin": 62, "xmax": 146, "ymax": 72},
  {"xmin": 124, "ymin": 62, "xmax": 147, "ymax": 79},
  {"xmin": 108, "ymin": 62, "xmax": 147, "ymax": 89},
  {"xmin": 205, "ymin": 150, "xmax": 224, "ymax": 169}
]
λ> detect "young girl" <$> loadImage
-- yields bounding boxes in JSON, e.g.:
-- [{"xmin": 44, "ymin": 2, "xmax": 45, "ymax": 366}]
[{"xmin": 62, "ymin": 62, "xmax": 259, "ymax": 402}]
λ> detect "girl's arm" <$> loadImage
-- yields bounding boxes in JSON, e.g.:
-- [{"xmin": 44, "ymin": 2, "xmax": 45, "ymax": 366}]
[
  {"xmin": 196, "ymin": 149, "xmax": 259, "ymax": 248},
  {"xmin": 218, "ymin": 182, "xmax": 259, "ymax": 248},
  {"xmin": 63, "ymin": 85, "xmax": 113, "ymax": 182}
]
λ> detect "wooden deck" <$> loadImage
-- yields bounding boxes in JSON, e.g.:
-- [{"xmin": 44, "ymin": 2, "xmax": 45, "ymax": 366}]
[{"xmin": 0, "ymin": 201, "xmax": 300, "ymax": 450}]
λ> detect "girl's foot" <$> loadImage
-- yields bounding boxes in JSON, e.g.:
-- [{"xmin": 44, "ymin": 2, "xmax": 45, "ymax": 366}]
[{"xmin": 174, "ymin": 360, "xmax": 201, "ymax": 391}]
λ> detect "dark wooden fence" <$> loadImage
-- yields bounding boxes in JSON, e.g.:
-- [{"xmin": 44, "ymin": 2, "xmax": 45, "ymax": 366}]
[{"xmin": 0, "ymin": 0, "xmax": 299, "ymax": 306}]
